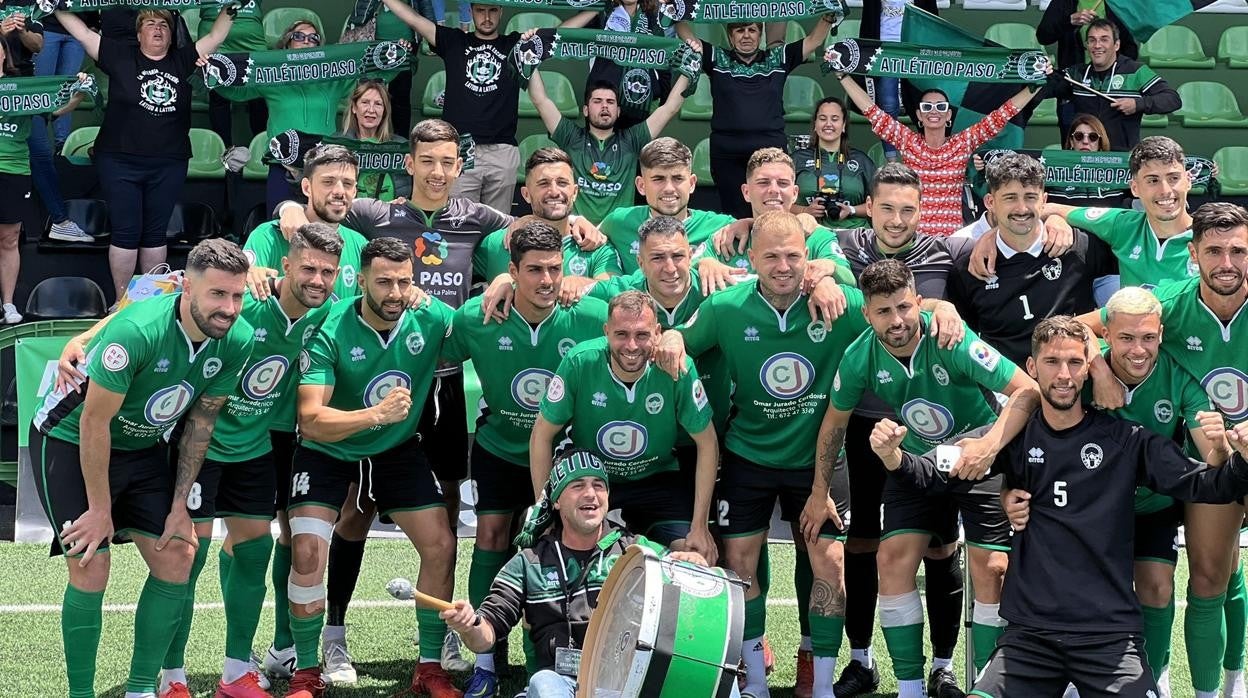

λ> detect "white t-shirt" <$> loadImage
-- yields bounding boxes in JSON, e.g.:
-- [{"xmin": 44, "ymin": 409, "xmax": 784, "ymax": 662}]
[{"xmin": 880, "ymin": 0, "xmax": 910, "ymax": 42}]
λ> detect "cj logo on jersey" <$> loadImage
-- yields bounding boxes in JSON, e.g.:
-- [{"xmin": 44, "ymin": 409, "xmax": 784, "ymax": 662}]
[
  {"xmin": 596, "ymin": 420, "xmax": 648, "ymax": 460},
  {"xmin": 145, "ymin": 381, "xmax": 195, "ymax": 426},
  {"xmin": 1202, "ymin": 368, "xmax": 1248, "ymax": 421},
  {"xmin": 364, "ymin": 370, "xmax": 412, "ymax": 408},
  {"xmin": 760, "ymin": 353, "xmax": 815, "ymax": 400},
  {"xmin": 242, "ymin": 355, "xmax": 289, "ymax": 401},
  {"xmin": 900, "ymin": 398, "xmax": 955, "ymax": 441},
  {"xmin": 511, "ymin": 368, "xmax": 554, "ymax": 411}
]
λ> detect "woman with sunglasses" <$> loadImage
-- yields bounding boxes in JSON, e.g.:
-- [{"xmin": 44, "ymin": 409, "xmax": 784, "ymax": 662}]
[
  {"xmin": 791, "ymin": 96, "xmax": 875, "ymax": 229},
  {"xmin": 837, "ymin": 73, "xmax": 1043, "ymax": 237},
  {"xmin": 1047, "ymin": 113, "xmax": 1127, "ymax": 208},
  {"xmin": 337, "ymin": 80, "xmax": 411, "ymax": 201}
]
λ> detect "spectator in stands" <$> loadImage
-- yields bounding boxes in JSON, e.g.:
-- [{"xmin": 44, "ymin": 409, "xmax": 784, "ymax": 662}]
[
  {"xmin": 791, "ymin": 96, "xmax": 875, "ymax": 230},
  {"xmin": 343, "ymin": 0, "xmax": 418, "ymax": 142},
  {"xmin": 0, "ymin": 0, "xmax": 43, "ymax": 76},
  {"xmin": 54, "ymin": 7, "xmax": 236, "ymax": 303},
  {"xmin": 854, "ymin": 0, "xmax": 938, "ymax": 162},
  {"xmin": 1051, "ymin": 113, "xmax": 1128, "ymax": 208},
  {"xmin": 1036, "ymin": 0, "xmax": 1137, "ymax": 138},
  {"xmin": 1048, "ymin": 19, "xmax": 1179, "ymax": 151},
  {"xmin": 31, "ymin": 10, "xmax": 88, "ymax": 149},
  {"xmin": 432, "ymin": 0, "xmax": 471, "ymax": 32},
  {"xmin": 674, "ymin": 16, "xmax": 837, "ymax": 218},
  {"xmin": 337, "ymin": 79, "xmax": 412, "ymax": 201},
  {"xmin": 198, "ymin": 0, "xmax": 267, "ymax": 154},
  {"xmin": 837, "ymin": 73, "xmax": 1042, "ymax": 236}
]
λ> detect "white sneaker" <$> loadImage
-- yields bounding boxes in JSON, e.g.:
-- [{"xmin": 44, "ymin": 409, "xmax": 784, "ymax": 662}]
[
  {"xmin": 441, "ymin": 628, "xmax": 472, "ymax": 672},
  {"xmin": 48, "ymin": 219, "xmax": 94, "ymax": 243},
  {"xmin": 322, "ymin": 636, "xmax": 358, "ymax": 685},
  {"xmin": 262, "ymin": 644, "xmax": 296, "ymax": 680},
  {"xmin": 2, "ymin": 303, "xmax": 21, "ymax": 324},
  {"xmin": 1227, "ymin": 668, "xmax": 1246, "ymax": 698},
  {"xmin": 250, "ymin": 652, "xmax": 271, "ymax": 690}
]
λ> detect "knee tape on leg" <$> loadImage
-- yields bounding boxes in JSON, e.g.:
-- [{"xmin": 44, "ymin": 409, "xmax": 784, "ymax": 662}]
[
  {"xmin": 973, "ymin": 601, "xmax": 1006, "ymax": 627},
  {"xmin": 287, "ymin": 581, "xmax": 327, "ymax": 605},
  {"xmin": 878, "ymin": 591, "xmax": 924, "ymax": 627},
  {"xmin": 289, "ymin": 517, "xmax": 333, "ymax": 542}
]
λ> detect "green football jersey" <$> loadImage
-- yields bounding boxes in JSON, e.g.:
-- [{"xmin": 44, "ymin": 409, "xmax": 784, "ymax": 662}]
[
  {"xmin": 36, "ymin": 293, "xmax": 254, "ymax": 451},
  {"xmin": 206, "ymin": 294, "xmax": 331, "ymax": 463},
  {"xmin": 1152, "ymin": 277, "xmax": 1248, "ymax": 424},
  {"xmin": 472, "ymin": 229, "xmax": 622, "ymax": 282},
  {"xmin": 601, "ymin": 206, "xmax": 737, "ymax": 274},
  {"xmin": 677, "ymin": 280, "xmax": 868, "ymax": 468},
  {"xmin": 539, "ymin": 337, "xmax": 712, "ymax": 481},
  {"xmin": 830, "ymin": 313, "xmax": 1017, "ymax": 454},
  {"xmin": 551, "ymin": 117, "xmax": 651, "ymax": 226},
  {"xmin": 442, "ymin": 296, "xmax": 608, "ymax": 466},
  {"xmin": 0, "ymin": 113, "xmax": 31, "ymax": 176},
  {"xmin": 698, "ymin": 225, "xmax": 856, "ymax": 286},
  {"xmin": 199, "ymin": 0, "xmax": 265, "ymax": 52},
  {"xmin": 299, "ymin": 296, "xmax": 454, "ymax": 461},
  {"xmin": 242, "ymin": 221, "xmax": 368, "ymax": 302},
  {"xmin": 1067, "ymin": 207, "xmax": 1196, "ymax": 288}
]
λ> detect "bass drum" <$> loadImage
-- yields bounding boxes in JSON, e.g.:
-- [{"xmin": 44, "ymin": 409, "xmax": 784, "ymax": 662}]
[{"xmin": 578, "ymin": 545, "xmax": 745, "ymax": 697}]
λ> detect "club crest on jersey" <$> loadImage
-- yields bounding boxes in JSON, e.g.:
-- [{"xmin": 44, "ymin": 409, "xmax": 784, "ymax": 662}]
[
  {"xmin": 568, "ymin": 256, "xmax": 589, "ymax": 277},
  {"xmin": 1202, "ymin": 368, "xmax": 1248, "ymax": 421},
  {"xmin": 932, "ymin": 364, "xmax": 950, "ymax": 386},
  {"xmin": 760, "ymin": 352, "xmax": 815, "ymax": 400},
  {"xmin": 807, "ymin": 321, "xmax": 827, "ymax": 343},
  {"xmin": 1080, "ymin": 442, "xmax": 1104, "ymax": 470},
  {"xmin": 1187, "ymin": 257, "xmax": 1199, "ymax": 277},
  {"xmin": 1083, "ymin": 207, "xmax": 1109, "ymax": 221},
  {"xmin": 203, "ymin": 358, "xmax": 223, "ymax": 379},
  {"xmin": 303, "ymin": 325, "xmax": 317, "ymax": 344},
  {"xmin": 406, "ymin": 332, "xmax": 426, "ymax": 355},
  {"xmin": 1154, "ymin": 399, "xmax": 1174, "ymax": 424},
  {"xmin": 692, "ymin": 379, "xmax": 707, "ymax": 410},
  {"xmin": 833, "ymin": 370, "xmax": 841, "ymax": 392},
  {"xmin": 511, "ymin": 368, "xmax": 554, "ymax": 411},
  {"xmin": 969, "ymin": 341, "xmax": 1000, "ymax": 371},
  {"xmin": 1041, "ymin": 259, "xmax": 1063, "ymax": 281},
  {"xmin": 145, "ymin": 381, "xmax": 195, "ymax": 426},
  {"xmin": 645, "ymin": 393, "xmax": 665, "ymax": 415},
  {"xmin": 546, "ymin": 375, "xmax": 566, "ymax": 402},
  {"xmin": 558, "ymin": 338, "xmax": 577, "ymax": 357},
  {"xmin": 102, "ymin": 343, "xmax": 129, "ymax": 371},
  {"xmin": 242, "ymin": 355, "xmax": 290, "ymax": 401},
  {"xmin": 596, "ymin": 420, "xmax": 648, "ymax": 460},
  {"xmin": 341, "ymin": 265, "xmax": 357, "ymax": 290},
  {"xmin": 900, "ymin": 398, "xmax": 955, "ymax": 441},
  {"xmin": 299, "ymin": 350, "xmax": 312, "ymax": 374},
  {"xmin": 364, "ymin": 370, "xmax": 411, "ymax": 408}
]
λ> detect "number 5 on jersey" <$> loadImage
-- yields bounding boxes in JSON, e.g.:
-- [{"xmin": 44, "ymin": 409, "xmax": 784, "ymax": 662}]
[{"xmin": 1053, "ymin": 480, "xmax": 1067, "ymax": 507}]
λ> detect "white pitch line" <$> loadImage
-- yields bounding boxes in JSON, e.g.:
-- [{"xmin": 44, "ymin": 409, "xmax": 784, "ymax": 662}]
[{"xmin": 0, "ymin": 598, "xmax": 802, "ymax": 614}]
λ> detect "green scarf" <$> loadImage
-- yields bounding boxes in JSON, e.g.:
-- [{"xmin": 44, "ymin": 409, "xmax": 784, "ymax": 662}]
[
  {"xmin": 0, "ymin": 74, "xmax": 99, "ymax": 116},
  {"xmin": 28, "ymin": 0, "xmax": 237, "ymax": 19},
  {"xmin": 980, "ymin": 148, "xmax": 1216, "ymax": 190},
  {"xmin": 201, "ymin": 41, "xmax": 410, "ymax": 89},
  {"xmin": 660, "ymin": 0, "xmax": 846, "ymax": 24},
  {"xmin": 512, "ymin": 28, "xmax": 701, "ymax": 97},
  {"xmin": 268, "ymin": 129, "xmax": 475, "ymax": 172},
  {"xmin": 822, "ymin": 37, "xmax": 1049, "ymax": 84},
  {"xmin": 348, "ymin": 0, "xmax": 607, "ymax": 27}
]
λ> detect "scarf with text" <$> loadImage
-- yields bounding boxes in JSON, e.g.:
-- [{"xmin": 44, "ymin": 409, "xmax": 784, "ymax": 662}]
[
  {"xmin": 980, "ymin": 148, "xmax": 1216, "ymax": 190},
  {"xmin": 200, "ymin": 41, "xmax": 410, "ymax": 90},
  {"xmin": 25, "ymin": 0, "xmax": 238, "ymax": 20},
  {"xmin": 268, "ymin": 129, "xmax": 476, "ymax": 172},
  {"xmin": 822, "ymin": 38, "xmax": 1049, "ymax": 84},
  {"xmin": 347, "ymin": 0, "xmax": 607, "ymax": 28},
  {"xmin": 511, "ymin": 28, "xmax": 701, "ymax": 100},
  {"xmin": 0, "ymin": 74, "xmax": 99, "ymax": 117},
  {"xmin": 659, "ymin": 0, "xmax": 846, "ymax": 24}
]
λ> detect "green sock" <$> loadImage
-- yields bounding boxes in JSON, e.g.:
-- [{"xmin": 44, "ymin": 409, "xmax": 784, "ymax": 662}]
[
  {"xmin": 417, "ymin": 607, "xmax": 447, "ymax": 661},
  {"xmin": 225, "ymin": 536, "xmax": 274, "ymax": 662},
  {"xmin": 744, "ymin": 595, "xmax": 767, "ymax": 641},
  {"xmin": 63, "ymin": 584, "xmax": 104, "ymax": 698},
  {"xmin": 880, "ymin": 591, "xmax": 926, "ymax": 681},
  {"xmin": 469, "ymin": 547, "xmax": 511, "ymax": 607},
  {"xmin": 755, "ymin": 542, "xmax": 771, "ymax": 597},
  {"xmin": 795, "ymin": 549, "xmax": 813, "ymax": 638},
  {"xmin": 1141, "ymin": 601, "xmax": 1175, "ymax": 679},
  {"xmin": 162, "ymin": 537, "xmax": 210, "ymax": 671},
  {"xmin": 523, "ymin": 631, "xmax": 538, "ymax": 674},
  {"xmin": 290, "ymin": 612, "xmax": 324, "ymax": 670},
  {"xmin": 1225, "ymin": 561, "xmax": 1247, "ymax": 671},
  {"xmin": 971, "ymin": 622, "xmax": 1006, "ymax": 673},
  {"xmin": 808, "ymin": 614, "xmax": 845, "ymax": 658},
  {"xmin": 129, "ymin": 575, "xmax": 191, "ymax": 692},
  {"xmin": 218, "ymin": 546, "xmax": 234, "ymax": 594},
  {"xmin": 1187, "ymin": 589, "xmax": 1228, "ymax": 692},
  {"xmin": 272, "ymin": 543, "xmax": 294, "ymax": 650}
]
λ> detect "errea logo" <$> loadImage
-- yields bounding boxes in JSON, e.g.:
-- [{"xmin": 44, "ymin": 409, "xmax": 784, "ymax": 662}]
[
  {"xmin": 1187, "ymin": 336, "xmax": 1203, "ymax": 352},
  {"xmin": 1027, "ymin": 447, "xmax": 1045, "ymax": 463},
  {"xmin": 592, "ymin": 391, "xmax": 608, "ymax": 407},
  {"xmin": 254, "ymin": 328, "xmax": 268, "ymax": 342},
  {"xmin": 1129, "ymin": 245, "xmax": 1142, "ymax": 260},
  {"xmin": 744, "ymin": 327, "xmax": 760, "ymax": 342},
  {"xmin": 498, "ymin": 336, "xmax": 513, "ymax": 351},
  {"xmin": 985, "ymin": 275, "xmax": 999, "ymax": 291},
  {"xmin": 350, "ymin": 346, "xmax": 366, "ymax": 361},
  {"xmin": 876, "ymin": 370, "xmax": 892, "ymax": 384},
  {"xmin": 155, "ymin": 358, "xmax": 171, "ymax": 373}
]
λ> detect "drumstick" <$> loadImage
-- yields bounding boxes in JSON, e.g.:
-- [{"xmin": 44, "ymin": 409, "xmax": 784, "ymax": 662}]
[
  {"xmin": 1063, "ymin": 74, "xmax": 1116, "ymax": 102},
  {"xmin": 386, "ymin": 577, "xmax": 455, "ymax": 612}
]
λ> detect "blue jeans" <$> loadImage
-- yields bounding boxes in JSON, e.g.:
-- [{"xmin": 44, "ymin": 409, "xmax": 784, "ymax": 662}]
[
  {"xmin": 876, "ymin": 76, "xmax": 901, "ymax": 161},
  {"xmin": 527, "ymin": 670, "xmax": 576, "ymax": 698},
  {"xmin": 431, "ymin": 0, "xmax": 470, "ymax": 25},
  {"xmin": 33, "ymin": 31, "xmax": 86, "ymax": 144},
  {"xmin": 28, "ymin": 116, "xmax": 67, "ymax": 222}
]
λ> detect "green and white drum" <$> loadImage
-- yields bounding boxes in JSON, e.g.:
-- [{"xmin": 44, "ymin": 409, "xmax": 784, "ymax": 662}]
[{"xmin": 578, "ymin": 545, "xmax": 746, "ymax": 697}]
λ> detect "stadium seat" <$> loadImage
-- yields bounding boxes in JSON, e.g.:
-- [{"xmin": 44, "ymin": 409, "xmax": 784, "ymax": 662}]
[
  {"xmin": 188, "ymin": 128, "xmax": 227, "ymax": 179},
  {"xmin": 517, "ymin": 133, "xmax": 557, "ymax": 183},
  {"xmin": 985, "ymin": 22, "xmax": 1042, "ymax": 50},
  {"xmin": 680, "ymin": 76, "xmax": 713, "ymax": 121},
  {"xmin": 505, "ymin": 12, "xmax": 559, "ymax": 35},
  {"xmin": 244, "ymin": 131, "xmax": 269, "ymax": 181},
  {"xmin": 1176, "ymin": 81, "xmax": 1248, "ymax": 127},
  {"xmin": 1142, "ymin": 113, "xmax": 1170, "ymax": 128},
  {"xmin": 1141, "ymin": 25, "xmax": 1215, "ymax": 69},
  {"xmin": 867, "ymin": 141, "xmax": 886, "ymax": 167},
  {"xmin": 179, "ymin": 8, "xmax": 200, "ymax": 34},
  {"xmin": 167, "ymin": 202, "xmax": 221, "ymax": 251},
  {"xmin": 1029, "ymin": 98, "xmax": 1059, "ymax": 126},
  {"xmin": 61, "ymin": 126, "xmax": 99, "ymax": 166},
  {"xmin": 691, "ymin": 23, "xmax": 728, "ymax": 47},
  {"xmin": 827, "ymin": 18, "xmax": 861, "ymax": 43},
  {"xmin": 24, "ymin": 277, "xmax": 108, "ymax": 320},
  {"xmin": 1214, "ymin": 146, "xmax": 1248, "ymax": 195},
  {"xmin": 692, "ymin": 139, "xmax": 713, "ymax": 185},
  {"xmin": 518, "ymin": 70, "xmax": 579, "ymax": 118},
  {"xmin": 240, "ymin": 202, "xmax": 270, "ymax": 243},
  {"xmin": 42, "ymin": 199, "xmax": 109, "ymax": 248},
  {"xmin": 263, "ymin": 8, "xmax": 324, "ymax": 49},
  {"xmin": 962, "ymin": 0, "xmax": 1027, "ymax": 9},
  {"xmin": 783, "ymin": 76, "xmax": 825, "ymax": 122},
  {"xmin": 1218, "ymin": 26, "xmax": 1248, "ymax": 68},
  {"xmin": 782, "ymin": 21, "xmax": 806, "ymax": 44},
  {"xmin": 423, "ymin": 70, "xmax": 446, "ymax": 116}
]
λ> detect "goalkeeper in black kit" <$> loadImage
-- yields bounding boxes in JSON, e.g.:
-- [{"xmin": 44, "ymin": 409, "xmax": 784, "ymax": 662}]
[{"xmin": 867, "ymin": 316, "xmax": 1248, "ymax": 697}]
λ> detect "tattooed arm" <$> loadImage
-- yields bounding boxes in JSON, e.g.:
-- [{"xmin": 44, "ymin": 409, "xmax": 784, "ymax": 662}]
[
  {"xmin": 800, "ymin": 405, "xmax": 852, "ymax": 545},
  {"xmin": 156, "ymin": 394, "xmax": 227, "ymax": 551}
]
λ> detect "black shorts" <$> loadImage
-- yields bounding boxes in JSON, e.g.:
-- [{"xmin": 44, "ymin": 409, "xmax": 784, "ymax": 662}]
[
  {"xmin": 611, "ymin": 470, "xmax": 695, "ymax": 545},
  {"xmin": 32, "ymin": 428, "xmax": 172, "ymax": 556},
  {"xmin": 0, "ymin": 173, "xmax": 31, "ymax": 225},
  {"xmin": 844, "ymin": 413, "xmax": 890, "ymax": 540},
  {"xmin": 470, "ymin": 441, "xmax": 535, "ymax": 516},
  {"xmin": 717, "ymin": 449, "xmax": 849, "ymax": 539},
  {"xmin": 1134, "ymin": 504, "xmax": 1182, "ymax": 565},
  {"xmin": 971, "ymin": 626, "xmax": 1157, "ymax": 698},
  {"xmin": 418, "ymin": 374, "xmax": 469, "ymax": 482},
  {"xmin": 272, "ymin": 430, "xmax": 297, "ymax": 511},
  {"xmin": 288, "ymin": 437, "xmax": 446, "ymax": 518},
  {"xmin": 881, "ymin": 471, "xmax": 1011, "ymax": 550},
  {"xmin": 187, "ymin": 453, "xmax": 278, "ymax": 521}
]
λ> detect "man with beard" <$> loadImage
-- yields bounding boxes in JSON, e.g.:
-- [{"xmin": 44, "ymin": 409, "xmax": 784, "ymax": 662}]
[
  {"xmin": 32, "ymin": 239, "xmax": 254, "ymax": 698},
  {"xmin": 817, "ymin": 259, "xmax": 1040, "ymax": 698},
  {"xmin": 872, "ymin": 316, "xmax": 1248, "ymax": 696},
  {"xmin": 531, "ymin": 67, "xmax": 690, "ymax": 225},
  {"xmin": 1079, "ymin": 202, "xmax": 1248, "ymax": 698},
  {"xmin": 440, "ymin": 222, "xmax": 608, "ymax": 697},
  {"xmin": 285, "ymin": 237, "xmax": 458, "ymax": 698}
]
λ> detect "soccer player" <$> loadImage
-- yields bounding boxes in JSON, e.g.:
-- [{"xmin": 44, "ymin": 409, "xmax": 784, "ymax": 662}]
[
  {"xmin": 33, "ymin": 239, "xmax": 255, "ymax": 698},
  {"xmin": 286, "ymin": 237, "xmax": 458, "ymax": 698},
  {"xmin": 440, "ymin": 221, "xmax": 608, "ymax": 696},
  {"xmin": 817, "ymin": 259, "xmax": 1039, "ymax": 697},
  {"xmin": 874, "ymin": 316, "xmax": 1248, "ymax": 695}
]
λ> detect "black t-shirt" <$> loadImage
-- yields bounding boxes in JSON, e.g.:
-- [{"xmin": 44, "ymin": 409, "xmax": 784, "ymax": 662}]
[
  {"xmin": 1, "ymin": 0, "xmax": 43, "ymax": 77},
  {"xmin": 99, "ymin": 9, "xmax": 138, "ymax": 43},
  {"xmin": 433, "ymin": 25, "xmax": 522, "ymax": 146},
  {"xmin": 700, "ymin": 39, "xmax": 803, "ymax": 149},
  {"xmin": 93, "ymin": 36, "xmax": 199, "ymax": 160}
]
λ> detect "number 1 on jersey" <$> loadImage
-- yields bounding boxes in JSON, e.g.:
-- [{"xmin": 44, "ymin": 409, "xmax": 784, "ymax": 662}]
[{"xmin": 1019, "ymin": 294, "xmax": 1035, "ymax": 321}]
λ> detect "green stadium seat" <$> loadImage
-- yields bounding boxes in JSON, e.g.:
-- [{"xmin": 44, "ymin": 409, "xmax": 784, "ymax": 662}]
[
  {"xmin": 180, "ymin": 8, "xmax": 201, "ymax": 35},
  {"xmin": 783, "ymin": 76, "xmax": 825, "ymax": 122},
  {"xmin": 61, "ymin": 127, "xmax": 99, "ymax": 166},
  {"xmin": 244, "ymin": 131, "xmax": 269, "ymax": 181},
  {"xmin": 1142, "ymin": 113, "xmax": 1170, "ymax": 128},
  {"xmin": 1141, "ymin": 25, "xmax": 1215, "ymax": 69},
  {"xmin": 1217, "ymin": 26, "xmax": 1248, "ymax": 68},
  {"xmin": 782, "ymin": 21, "xmax": 806, "ymax": 44},
  {"xmin": 518, "ymin": 71, "xmax": 579, "ymax": 118},
  {"xmin": 984, "ymin": 22, "xmax": 1041, "ymax": 50},
  {"xmin": 423, "ymin": 70, "xmax": 446, "ymax": 116},
  {"xmin": 691, "ymin": 23, "xmax": 728, "ymax": 47},
  {"xmin": 867, "ymin": 141, "xmax": 886, "ymax": 167},
  {"xmin": 505, "ymin": 12, "xmax": 560, "ymax": 35},
  {"xmin": 692, "ymin": 138, "xmax": 713, "ymax": 185},
  {"xmin": 1029, "ymin": 98, "xmax": 1059, "ymax": 126},
  {"xmin": 188, "ymin": 128, "xmax": 227, "ymax": 179},
  {"xmin": 263, "ymin": 8, "xmax": 324, "ymax": 49},
  {"xmin": 1176, "ymin": 81, "xmax": 1248, "ymax": 127},
  {"xmin": 517, "ymin": 133, "xmax": 558, "ymax": 182},
  {"xmin": 1214, "ymin": 146, "xmax": 1248, "ymax": 195},
  {"xmin": 680, "ymin": 75, "xmax": 714, "ymax": 121},
  {"xmin": 1043, "ymin": 143, "xmax": 1063, "ymax": 150}
]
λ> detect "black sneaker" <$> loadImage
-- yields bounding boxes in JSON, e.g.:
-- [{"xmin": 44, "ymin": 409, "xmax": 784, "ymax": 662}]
[
  {"xmin": 833, "ymin": 659, "xmax": 880, "ymax": 697},
  {"xmin": 927, "ymin": 666, "xmax": 966, "ymax": 698}
]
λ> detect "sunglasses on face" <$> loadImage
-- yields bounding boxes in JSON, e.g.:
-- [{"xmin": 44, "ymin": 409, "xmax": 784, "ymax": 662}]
[
  {"xmin": 1072, "ymin": 131, "xmax": 1100, "ymax": 143},
  {"xmin": 918, "ymin": 102, "xmax": 950, "ymax": 113},
  {"xmin": 291, "ymin": 31, "xmax": 321, "ymax": 44}
]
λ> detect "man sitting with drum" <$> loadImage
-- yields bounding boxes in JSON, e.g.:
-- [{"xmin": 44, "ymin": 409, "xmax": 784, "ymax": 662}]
[{"xmin": 440, "ymin": 450, "xmax": 719, "ymax": 697}]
